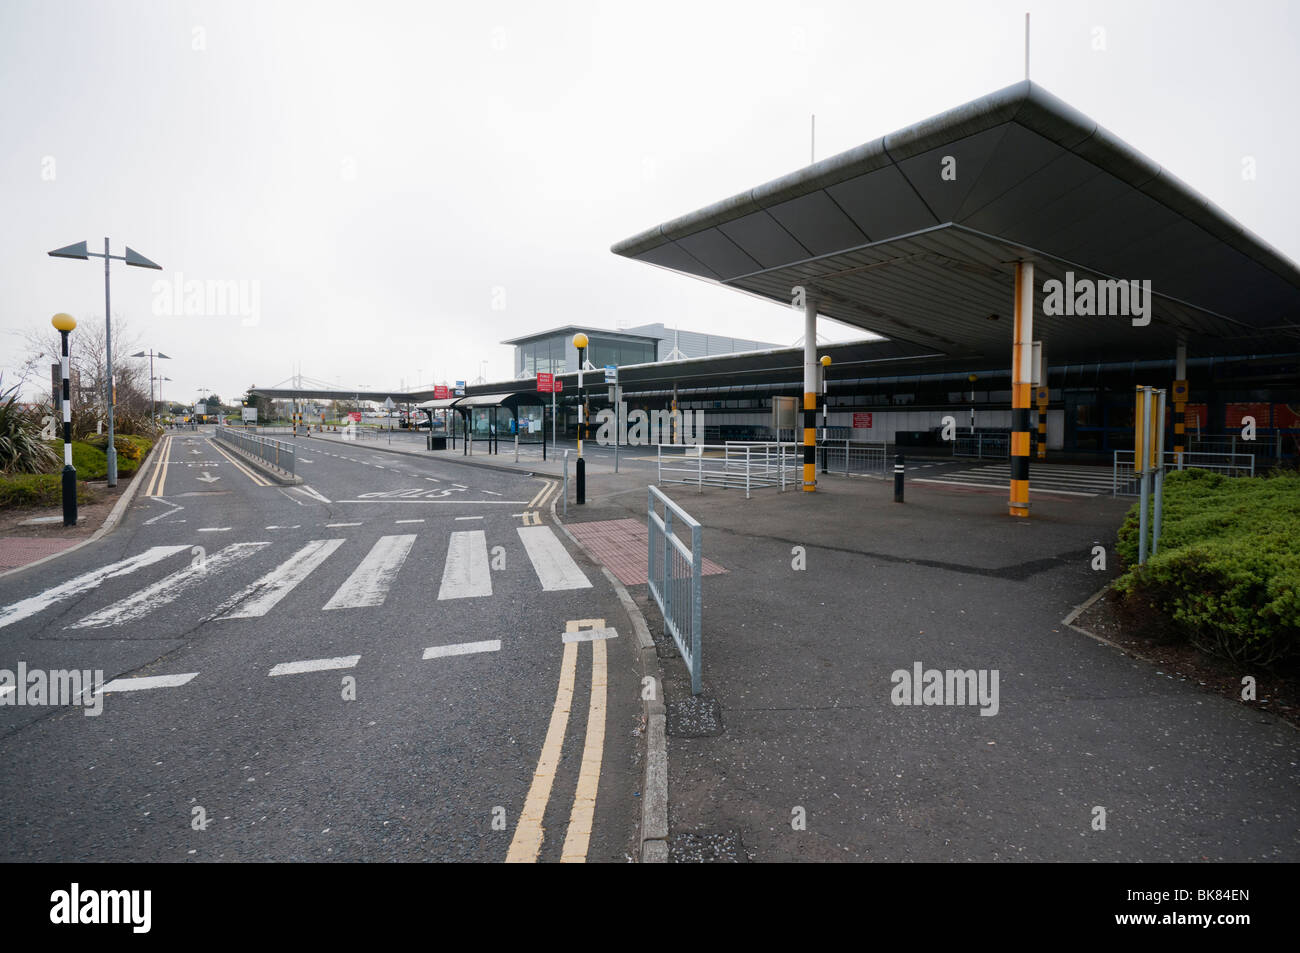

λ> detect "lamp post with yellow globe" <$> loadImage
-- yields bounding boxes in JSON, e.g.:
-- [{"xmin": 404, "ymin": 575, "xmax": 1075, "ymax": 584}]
[
  {"xmin": 573, "ymin": 332, "xmax": 588, "ymax": 504},
  {"xmin": 51, "ymin": 313, "xmax": 79, "ymax": 526},
  {"xmin": 819, "ymin": 355, "xmax": 831, "ymax": 472}
]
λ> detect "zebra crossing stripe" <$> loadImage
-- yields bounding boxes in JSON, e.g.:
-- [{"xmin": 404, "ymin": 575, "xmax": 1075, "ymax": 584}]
[
  {"xmin": 0, "ymin": 545, "xmax": 188, "ymax": 630},
  {"xmin": 438, "ymin": 530, "xmax": 492, "ymax": 600},
  {"xmin": 213, "ymin": 539, "xmax": 345, "ymax": 619},
  {"xmin": 70, "ymin": 543, "xmax": 271, "ymax": 629},
  {"xmin": 518, "ymin": 526, "xmax": 591, "ymax": 591},
  {"xmin": 323, "ymin": 535, "xmax": 417, "ymax": 609}
]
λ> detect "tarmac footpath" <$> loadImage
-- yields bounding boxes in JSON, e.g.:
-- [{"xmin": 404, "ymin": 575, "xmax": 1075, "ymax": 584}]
[{"xmin": 556, "ymin": 469, "xmax": 1300, "ymax": 863}]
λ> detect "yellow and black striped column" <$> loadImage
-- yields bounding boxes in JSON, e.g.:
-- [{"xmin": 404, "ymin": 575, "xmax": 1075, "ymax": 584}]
[
  {"xmin": 1009, "ymin": 262, "xmax": 1034, "ymax": 517},
  {"xmin": 1173, "ymin": 341, "xmax": 1188, "ymax": 460},
  {"xmin": 1035, "ymin": 385, "xmax": 1048, "ymax": 461},
  {"xmin": 802, "ymin": 290, "xmax": 818, "ymax": 492}
]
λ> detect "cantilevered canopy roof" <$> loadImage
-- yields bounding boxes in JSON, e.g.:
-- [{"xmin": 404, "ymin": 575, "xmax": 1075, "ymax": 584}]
[{"xmin": 613, "ymin": 81, "xmax": 1300, "ymax": 363}]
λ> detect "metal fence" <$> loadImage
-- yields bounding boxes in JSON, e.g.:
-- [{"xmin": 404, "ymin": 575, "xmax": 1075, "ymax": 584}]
[
  {"xmin": 816, "ymin": 440, "xmax": 890, "ymax": 477},
  {"xmin": 1112, "ymin": 449, "xmax": 1254, "ymax": 496},
  {"xmin": 648, "ymin": 485, "xmax": 703, "ymax": 695},
  {"xmin": 657, "ymin": 442, "xmax": 799, "ymax": 498},
  {"xmin": 953, "ymin": 432, "xmax": 1010, "ymax": 458},
  {"xmin": 215, "ymin": 426, "xmax": 296, "ymax": 477}
]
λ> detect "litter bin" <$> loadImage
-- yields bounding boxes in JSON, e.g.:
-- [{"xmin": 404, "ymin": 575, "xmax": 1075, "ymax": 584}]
[{"xmin": 428, "ymin": 434, "xmax": 447, "ymax": 450}]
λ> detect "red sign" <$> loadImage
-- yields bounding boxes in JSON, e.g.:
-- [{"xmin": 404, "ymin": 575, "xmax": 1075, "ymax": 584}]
[
  {"xmin": 536, "ymin": 372, "xmax": 553, "ymax": 393},
  {"xmin": 554, "ymin": 379, "xmax": 563, "ymax": 392},
  {"xmin": 348, "ymin": 411, "xmax": 362, "ymax": 422},
  {"xmin": 853, "ymin": 412, "xmax": 873, "ymax": 429},
  {"xmin": 434, "ymin": 385, "xmax": 449, "ymax": 399}
]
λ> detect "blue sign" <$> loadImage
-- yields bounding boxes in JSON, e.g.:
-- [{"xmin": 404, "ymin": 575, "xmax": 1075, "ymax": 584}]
[
  {"xmin": 604, "ymin": 364, "xmax": 617, "ymax": 383},
  {"xmin": 455, "ymin": 379, "xmax": 466, "ymax": 396}
]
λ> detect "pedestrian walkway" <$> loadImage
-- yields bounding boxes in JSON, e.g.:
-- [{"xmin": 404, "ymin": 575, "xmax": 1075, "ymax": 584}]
[
  {"xmin": 0, "ymin": 525, "xmax": 592, "ymax": 632},
  {"xmin": 556, "ymin": 468, "xmax": 1298, "ymax": 862}
]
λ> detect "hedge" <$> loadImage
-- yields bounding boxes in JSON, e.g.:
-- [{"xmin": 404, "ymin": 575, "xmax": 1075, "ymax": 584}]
[
  {"xmin": 1115, "ymin": 468, "xmax": 1300, "ymax": 666},
  {"xmin": 0, "ymin": 473, "xmax": 97, "ymax": 508}
]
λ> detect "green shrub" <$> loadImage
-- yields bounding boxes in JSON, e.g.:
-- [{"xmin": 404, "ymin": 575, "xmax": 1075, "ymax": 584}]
[
  {"xmin": 82, "ymin": 434, "xmax": 152, "ymax": 474},
  {"xmin": 1115, "ymin": 469, "xmax": 1300, "ymax": 666},
  {"xmin": 0, "ymin": 473, "xmax": 96, "ymax": 508},
  {"xmin": 0, "ymin": 386, "xmax": 59, "ymax": 474},
  {"xmin": 46, "ymin": 440, "xmax": 109, "ymax": 479}
]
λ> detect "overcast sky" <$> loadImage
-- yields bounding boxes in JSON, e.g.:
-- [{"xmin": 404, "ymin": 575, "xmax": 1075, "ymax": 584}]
[{"xmin": 3, "ymin": 0, "xmax": 1297, "ymax": 404}]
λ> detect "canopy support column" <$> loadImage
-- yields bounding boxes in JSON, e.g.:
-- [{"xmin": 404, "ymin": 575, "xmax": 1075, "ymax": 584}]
[{"xmin": 1010, "ymin": 262, "xmax": 1034, "ymax": 517}]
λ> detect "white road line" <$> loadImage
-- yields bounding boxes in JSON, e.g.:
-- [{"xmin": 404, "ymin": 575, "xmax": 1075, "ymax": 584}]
[
  {"xmin": 197, "ymin": 527, "xmax": 231, "ymax": 532},
  {"xmin": 395, "ymin": 519, "xmax": 425, "ymax": 524},
  {"xmin": 0, "ymin": 546, "xmax": 189, "ymax": 630},
  {"xmin": 99, "ymin": 673, "xmax": 198, "ymax": 693},
  {"xmin": 483, "ymin": 490, "xmax": 502, "ymax": 496},
  {"xmin": 452, "ymin": 484, "xmax": 468, "ymax": 489},
  {"xmin": 422, "ymin": 640, "xmax": 501, "ymax": 659},
  {"xmin": 455, "ymin": 516, "xmax": 483, "ymax": 521},
  {"xmin": 911, "ymin": 478, "xmax": 1097, "ymax": 497},
  {"xmin": 336, "ymin": 500, "xmax": 527, "ymax": 505},
  {"xmin": 212, "ymin": 539, "xmax": 345, "ymax": 620},
  {"xmin": 268, "ymin": 655, "xmax": 360, "ymax": 677},
  {"xmin": 70, "ymin": 543, "xmax": 270, "ymax": 629},
  {"xmin": 295, "ymin": 485, "xmax": 331, "ymax": 503},
  {"xmin": 438, "ymin": 530, "xmax": 493, "ymax": 600},
  {"xmin": 326, "ymin": 522, "xmax": 363, "ymax": 527},
  {"xmin": 424, "ymin": 477, "xmax": 441, "ymax": 482},
  {"xmin": 561, "ymin": 626, "xmax": 618, "ymax": 643},
  {"xmin": 323, "ymin": 535, "xmax": 416, "ymax": 609},
  {"xmin": 518, "ymin": 525, "xmax": 592, "ymax": 591}
]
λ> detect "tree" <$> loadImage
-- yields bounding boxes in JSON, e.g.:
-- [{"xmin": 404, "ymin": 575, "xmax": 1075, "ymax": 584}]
[{"xmin": 17, "ymin": 317, "xmax": 153, "ymax": 437}]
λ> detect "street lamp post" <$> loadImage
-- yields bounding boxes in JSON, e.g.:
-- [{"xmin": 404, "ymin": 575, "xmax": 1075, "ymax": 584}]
[
  {"xmin": 820, "ymin": 354, "xmax": 831, "ymax": 472},
  {"xmin": 52, "ymin": 313, "xmax": 78, "ymax": 526},
  {"xmin": 130, "ymin": 349, "xmax": 171, "ymax": 430},
  {"xmin": 154, "ymin": 376, "xmax": 172, "ymax": 426},
  {"xmin": 573, "ymin": 332, "xmax": 588, "ymax": 504},
  {"xmin": 47, "ymin": 238, "xmax": 162, "ymax": 486}
]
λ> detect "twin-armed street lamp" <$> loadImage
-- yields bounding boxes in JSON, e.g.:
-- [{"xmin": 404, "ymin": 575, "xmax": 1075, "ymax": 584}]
[
  {"xmin": 130, "ymin": 350, "xmax": 171, "ymax": 429},
  {"xmin": 51, "ymin": 313, "xmax": 78, "ymax": 526},
  {"xmin": 573, "ymin": 332, "xmax": 588, "ymax": 504},
  {"xmin": 47, "ymin": 238, "xmax": 163, "ymax": 486}
]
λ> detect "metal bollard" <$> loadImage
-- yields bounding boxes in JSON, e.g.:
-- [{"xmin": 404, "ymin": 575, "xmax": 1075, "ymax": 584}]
[{"xmin": 893, "ymin": 452, "xmax": 905, "ymax": 503}]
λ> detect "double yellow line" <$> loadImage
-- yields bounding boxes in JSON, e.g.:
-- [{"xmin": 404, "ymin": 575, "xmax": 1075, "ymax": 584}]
[
  {"xmin": 506, "ymin": 618, "xmax": 608, "ymax": 863},
  {"xmin": 144, "ymin": 435, "xmax": 172, "ymax": 497},
  {"xmin": 522, "ymin": 480, "xmax": 558, "ymax": 524}
]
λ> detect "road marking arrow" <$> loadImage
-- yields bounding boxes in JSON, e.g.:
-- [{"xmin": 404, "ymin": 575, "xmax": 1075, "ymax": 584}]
[{"xmin": 196, "ymin": 472, "xmax": 221, "ymax": 483}]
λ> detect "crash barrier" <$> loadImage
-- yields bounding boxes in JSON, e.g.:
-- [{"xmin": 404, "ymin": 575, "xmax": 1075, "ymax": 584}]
[
  {"xmin": 214, "ymin": 426, "xmax": 296, "ymax": 477},
  {"xmin": 648, "ymin": 485, "xmax": 704, "ymax": 695}
]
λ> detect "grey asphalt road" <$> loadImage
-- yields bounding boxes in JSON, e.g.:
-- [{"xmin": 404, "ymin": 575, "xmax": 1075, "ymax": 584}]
[{"xmin": 0, "ymin": 428, "xmax": 641, "ymax": 862}]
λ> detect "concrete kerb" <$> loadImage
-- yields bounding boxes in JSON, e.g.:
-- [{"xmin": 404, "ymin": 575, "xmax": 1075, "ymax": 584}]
[
  {"xmin": 549, "ymin": 484, "xmax": 669, "ymax": 863},
  {"xmin": 0, "ymin": 436, "xmax": 162, "ymax": 580},
  {"xmin": 211, "ymin": 433, "xmax": 302, "ymax": 485}
]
